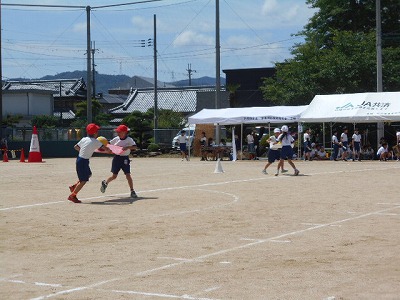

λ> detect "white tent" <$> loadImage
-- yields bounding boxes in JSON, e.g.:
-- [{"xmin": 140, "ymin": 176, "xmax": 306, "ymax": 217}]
[
  {"xmin": 299, "ymin": 92, "xmax": 400, "ymax": 123},
  {"xmin": 189, "ymin": 106, "xmax": 308, "ymax": 125},
  {"xmin": 188, "ymin": 106, "xmax": 307, "ymax": 161}
]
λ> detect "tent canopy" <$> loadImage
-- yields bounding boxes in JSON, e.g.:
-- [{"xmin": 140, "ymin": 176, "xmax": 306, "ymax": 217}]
[
  {"xmin": 299, "ymin": 92, "xmax": 400, "ymax": 123},
  {"xmin": 188, "ymin": 106, "xmax": 308, "ymax": 125}
]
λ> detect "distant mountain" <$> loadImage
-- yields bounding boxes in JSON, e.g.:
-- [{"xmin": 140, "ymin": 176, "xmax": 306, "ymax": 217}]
[
  {"xmin": 171, "ymin": 76, "xmax": 226, "ymax": 87},
  {"xmin": 10, "ymin": 71, "xmax": 225, "ymax": 93}
]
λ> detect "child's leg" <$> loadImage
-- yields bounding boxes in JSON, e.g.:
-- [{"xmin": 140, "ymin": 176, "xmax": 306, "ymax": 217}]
[
  {"xmin": 106, "ymin": 173, "xmax": 118, "ymax": 184},
  {"xmin": 72, "ymin": 181, "xmax": 87, "ymax": 195},
  {"xmin": 125, "ymin": 173, "xmax": 134, "ymax": 191}
]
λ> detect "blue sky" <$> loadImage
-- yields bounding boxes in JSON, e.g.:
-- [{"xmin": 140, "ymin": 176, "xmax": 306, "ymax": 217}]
[{"xmin": 2, "ymin": 0, "xmax": 317, "ymax": 83}]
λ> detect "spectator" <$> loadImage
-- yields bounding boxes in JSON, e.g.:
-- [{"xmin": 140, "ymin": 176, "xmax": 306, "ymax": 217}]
[
  {"xmin": 246, "ymin": 130, "xmax": 255, "ymax": 160},
  {"xmin": 340, "ymin": 127, "xmax": 349, "ymax": 161},
  {"xmin": 199, "ymin": 131, "xmax": 207, "ymax": 161},
  {"xmin": 303, "ymin": 128, "xmax": 312, "ymax": 161},
  {"xmin": 377, "ymin": 142, "xmax": 392, "ymax": 161},
  {"xmin": 316, "ymin": 146, "xmax": 328, "ymax": 160},
  {"xmin": 352, "ymin": 128, "xmax": 362, "ymax": 161},
  {"xmin": 331, "ymin": 130, "xmax": 340, "ymax": 161}
]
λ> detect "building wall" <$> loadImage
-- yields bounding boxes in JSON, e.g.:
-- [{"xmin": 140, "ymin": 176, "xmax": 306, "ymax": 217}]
[
  {"xmin": 196, "ymin": 90, "xmax": 229, "ymax": 112},
  {"xmin": 2, "ymin": 92, "xmax": 53, "ymax": 116}
]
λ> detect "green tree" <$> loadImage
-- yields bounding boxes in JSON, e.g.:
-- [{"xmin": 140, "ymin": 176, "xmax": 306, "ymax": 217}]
[
  {"xmin": 157, "ymin": 109, "xmax": 185, "ymax": 128},
  {"xmin": 261, "ymin": 0, "xmax": 400, "ymax": 105},
  {"xmin": 122, "ymin": 110, "xmax": 153, "ymax": 147},
  {"xmin": 31, "ymin": 115, "xmax": 59, "ymax": 128},
  {"xmin": 1, "ymin": 114, "xmax": 23, "ymax": 127}
]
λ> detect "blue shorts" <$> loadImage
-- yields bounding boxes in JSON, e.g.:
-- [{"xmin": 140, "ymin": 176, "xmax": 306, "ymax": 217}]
[
  {"xmin": 304, "ymin": 141, "xmax": 311, "ymax": 153},
  {"xmin": 268, "ymin": 149, "xmax": 280, "ymax": 163},
  {"xmin": 111, "ymin": 155, "xmax": 131, "ymax": 175},
  {"xmin": 180, "ymin": 143, "xmax": 187, "ymax": 152},
  {"xmin": 76, "ymin": 157, "xmax": 92, "ymax": 182},
  {"xmin": 280, "ymin": 145, "xmax": 294, "ymax": 160},
  {"xmin": 354, "ymin": 142, "xmax": 361, "ymax": 152}
]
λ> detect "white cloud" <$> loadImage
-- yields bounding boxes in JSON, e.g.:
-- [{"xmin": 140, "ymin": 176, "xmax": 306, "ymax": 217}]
[
  {"xmin": 72, "ymin": 22, "xmax": 86, "ymax": 33},
  {"xmin": 173, "ymin": 30, "xmax": 213, "ymax": 47}
]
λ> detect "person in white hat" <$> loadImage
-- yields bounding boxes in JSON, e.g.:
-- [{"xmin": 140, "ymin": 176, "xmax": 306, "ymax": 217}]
[
  {"xmin": 276, "ymin": 125, "xmax": 300, "ymax": 176},
  {"xmin": 262, "ymin": 128, "xmax": 287, "ymax": 175}
]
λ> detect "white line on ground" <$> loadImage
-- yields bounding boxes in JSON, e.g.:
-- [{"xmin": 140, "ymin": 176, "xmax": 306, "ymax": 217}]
[
  {"xmin": 135, "ymin": 204, "xmax": 400, "ymax": 277},
  {"xmin": 111, "ymin": 289, "xmax": 219, "ymax": 300},
  {"xmin": 301, "ymin": 223, "xmax": 342, "ymax": 227},
  {"xmin": 30, "ymin": 278, "xmax": 120, "ymax": 300},
  {"xmin": 3, "ymin": 165, "xmax": 399, "ymax": 212}
]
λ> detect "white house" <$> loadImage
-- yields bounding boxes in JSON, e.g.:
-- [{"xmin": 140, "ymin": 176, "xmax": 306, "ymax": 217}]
[{"xmin": 2, "ymin": 88, "xmax": 54, "ymax": 117}]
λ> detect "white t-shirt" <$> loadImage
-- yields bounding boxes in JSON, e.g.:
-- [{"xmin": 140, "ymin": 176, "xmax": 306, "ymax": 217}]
[
  {"xmin": 352, "ymin": 133, "xmax": 361, "ymax": 143},
  {"xmin": 177, "ymin": 135, "xmax": 188, "ymax": 144},
  {"xmin": 246, "ymin": 134, "xmax": 254, "ymax": 144},
  {"xmin": 278, "ymin": 133, "xmax": 294, "ymax": 146},
  {"xmin": 377, "ymin": 146, "xmax": 388, "ymax": 156},
  {"xmin": 332, "ymin": 135, "xmax": 339, "ymax": 145},
  {"xmin": 269, "ymin": 135, "xmax": 281, "ymax": 150},
  {"xmin": 341, "ymin": 132, "xmax": 348, "ymax": 142},
  {"xmin": 303, "ymin": 132, "xmax": 310, "ymax": 142},
  {"xmin": 76, "ymin": 137, "xmax": 103, "ymax": 159},
  {"xmin": 110, "ymin": 136, "xmax": 136, "ymax": 156}
]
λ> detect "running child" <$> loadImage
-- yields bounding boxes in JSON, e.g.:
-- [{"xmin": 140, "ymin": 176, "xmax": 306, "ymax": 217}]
[
  {"xmin": 262, "ymin": 128, "xmax": 287, "ymax": 175},
  {"xmin": 100, "ymin": 125, "xmax": 138, "ymax": 198},
  {"xmin": 68, "ymin": 123, "xmax": 110, "ymax": 203},
  {"xmin": 276, "ymin": 125, "xmax": 300, "ymax": 176}
]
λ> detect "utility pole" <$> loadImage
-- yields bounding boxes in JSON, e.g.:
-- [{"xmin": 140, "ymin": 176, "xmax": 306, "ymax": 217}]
[
  {"xmin": 186, "ymin": 63, "xmax": 196, "ymax": 86},
  {"xmin": 376, "ymin": 0, "xmax": 384, "ymax": 150},
  {"xmin": 215, "ymin": 0, "xmax": 221, "ymax": 143},
  {"xmin": 86, "ymin": 6, "xmax": 92, "ymax": 124},
  {"xmin": 153, "ymin": 14, "xmax": 158, "ymax": 144},
  {"xmin": 0, "ymin": 2, "xmax": 3, "ymax": 138},
  {"xmin": 91, "ymin": 41, "xmax": 99, "ymax": 99}
]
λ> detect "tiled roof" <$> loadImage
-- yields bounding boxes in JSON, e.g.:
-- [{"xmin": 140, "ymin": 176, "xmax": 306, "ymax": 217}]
[
  {"xmin": 109, "ymin": 88, "xmax": 199, "ymax": 115},
  {"xmin": 98, "ymin": 93, "xmax": 126, "ymax": 105},
  {"xmin": 53, "ymin": 110, "xmax": 76, "ymax": 120},
  {"xmin": 2, "ymin": 78, "xmax": 87, "ymax": 98}
]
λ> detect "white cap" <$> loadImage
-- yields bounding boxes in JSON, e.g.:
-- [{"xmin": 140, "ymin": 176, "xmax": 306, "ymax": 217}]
[
  {"xmin": 281, "ymin": 125, "xmax": 289, "ymax": 132},
  {"xmin": 274, "ymin": 128, "xmax": 281, "ymax": 133}
]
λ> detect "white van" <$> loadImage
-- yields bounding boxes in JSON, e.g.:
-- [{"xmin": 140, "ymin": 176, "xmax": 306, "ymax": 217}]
[{"xmin": 172, "ymin": 125, "xmax": 196, "ymax": 149}]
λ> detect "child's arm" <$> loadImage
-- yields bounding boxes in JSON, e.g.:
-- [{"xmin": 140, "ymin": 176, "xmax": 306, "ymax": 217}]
[
  {"xmin": 122, "ymin": 144, "xmax": 137, "ymax": 151},
  {"xmin": 74, "ymin": 145, "xmax": 80, "ymax": 152}
]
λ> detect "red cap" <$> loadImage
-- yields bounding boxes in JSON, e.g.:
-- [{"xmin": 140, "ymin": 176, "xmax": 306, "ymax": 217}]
[
  {"xmin": 115, "ymin": 124, "xmax": 130, "ymax": 132},
  {"xmin": 86, "ymin": 123, "xmax": 100, "ymax": 135}
]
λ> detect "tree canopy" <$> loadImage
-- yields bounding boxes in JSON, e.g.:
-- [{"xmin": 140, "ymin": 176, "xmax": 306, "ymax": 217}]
[{"xmin": 260, "ymin": 0, "xmax": 400, "ymax": 105}]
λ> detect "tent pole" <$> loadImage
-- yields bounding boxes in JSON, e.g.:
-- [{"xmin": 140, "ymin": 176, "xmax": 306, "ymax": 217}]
[
  {"xmin": 323, "ymin": 122, "xmax": 325, "ymax": 149},
  {"xmin": 241, "ymin": 123, "xmax": 243, "ymax": 160}
]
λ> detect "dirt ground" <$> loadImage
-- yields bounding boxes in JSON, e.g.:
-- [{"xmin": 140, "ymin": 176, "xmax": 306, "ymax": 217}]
[{"xmin": 1, "ymin": 156, "xmax": 399, "ymax": 300}]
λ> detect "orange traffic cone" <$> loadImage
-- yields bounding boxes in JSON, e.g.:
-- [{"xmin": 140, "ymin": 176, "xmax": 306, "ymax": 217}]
[
  {"xmin": 28, "ymin": 126, "xmax": 43, "ymax": 163},
  {"xmin": 3, "ymin": 151, "xmax": 9, "ymax": 162},
  {"xmin": 20, "ymin": 148, "xmax": 26, "ymax": 163}
]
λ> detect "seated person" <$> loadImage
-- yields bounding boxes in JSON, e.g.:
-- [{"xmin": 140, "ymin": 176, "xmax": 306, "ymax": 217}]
[
  {"xmin": 361, "ymin": 144, "xmax": 374, "ymax": 160},
  {"xmin": 316, "ymin": 146, "xmax": 328, "ymax": 160},
  {"xmin": 392, "ymin": 141, "xmax": 400, "ymax": 161},
  {"xmin": 377, "ymin": 142, "xmax": 392, "ymax": 161}
]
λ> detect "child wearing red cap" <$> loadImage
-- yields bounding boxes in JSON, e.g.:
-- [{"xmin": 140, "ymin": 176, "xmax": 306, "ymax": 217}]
[
  {"xmin": 68, "ymin": 123, "xmax": 110, "ymax": 203},
  {"xmin": 100, "ymin": 124, "xmax": 138, "ymax": 198}
]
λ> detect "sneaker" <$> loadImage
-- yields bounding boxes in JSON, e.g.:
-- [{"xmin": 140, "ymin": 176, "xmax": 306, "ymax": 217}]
[
  {"xmin": 275, "ymin": 171, "xmax": 279, "ymax": 176},
  {"xmin": 130, "ymin": 190, "xmax": 138, "ymax": 198},
  {"xmin": 281, "ymin": 169, "xmax": 288, "ymax": 173},
  {"xmin": 262, "ymin": 169, "xmax": 267, "ymax": 174},
  {"xmin": 100, "ymin": 180, "xmax": 107, "ymax": 193},
  {"xmin": 68, "ymin": 195, "xmax": 81, "ymax": 203},
  {"xmin": 294, "ymin": 169, "xmax": 300, "ymax": 176},
  {"xmin": 69, "ymin": 184, "xmax": 77, "ymax": 193}
]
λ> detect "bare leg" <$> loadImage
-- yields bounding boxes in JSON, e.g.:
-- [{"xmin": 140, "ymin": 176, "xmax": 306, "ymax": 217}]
[
  {"xmin": 106, "ymin": 174, "xmax": 118, "ymax": 185},
  {"xmin": 125, "ymin": 173, "xmax": 134, "ymax": 191},
  {"xmin": 72, "ymin": 181, "xmax": 87, "ymax": 195}
]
